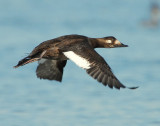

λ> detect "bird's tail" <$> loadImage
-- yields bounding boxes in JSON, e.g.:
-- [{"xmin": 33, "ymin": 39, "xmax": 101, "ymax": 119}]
[{"xmin": 14, "ymin": 56, "xmax": 39, "ymax": 68}]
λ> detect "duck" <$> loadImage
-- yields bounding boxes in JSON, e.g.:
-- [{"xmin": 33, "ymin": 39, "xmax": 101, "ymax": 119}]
[{"xmin": 14, "ymin": 34, "xmax": 138, "ymax": 90}]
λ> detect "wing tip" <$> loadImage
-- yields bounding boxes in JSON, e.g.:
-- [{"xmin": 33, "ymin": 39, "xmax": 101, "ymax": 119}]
[
  {"xmin": 127, "ymin": 86, "xmax": 139, "ymax": 90},
  {"xmin": 101, "ymin": 81, "xmax": 138, "ymax": 90}
]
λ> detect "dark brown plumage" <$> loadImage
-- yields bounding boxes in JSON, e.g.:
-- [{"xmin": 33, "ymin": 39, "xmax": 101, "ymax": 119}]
[{"xmin": 14, "ymin": 34, "xmax": 138, "ymax": 90}]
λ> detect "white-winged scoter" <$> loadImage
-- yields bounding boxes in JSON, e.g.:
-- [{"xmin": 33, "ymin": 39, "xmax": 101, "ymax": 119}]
[{"xmin": 14, "ymin": 34, "xmax": 138, "ymax": 90}]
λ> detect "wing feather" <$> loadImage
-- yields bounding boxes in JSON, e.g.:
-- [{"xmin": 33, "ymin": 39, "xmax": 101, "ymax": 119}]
[
  {"xmin": 36, "ymin": 59, "xmax": 67, "ymax": 82},
  {"xmin": 62, "ymin": 41, "xmax": 128, "ymax": 89}
]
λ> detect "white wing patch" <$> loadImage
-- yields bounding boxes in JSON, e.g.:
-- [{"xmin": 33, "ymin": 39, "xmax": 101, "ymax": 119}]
[
  {"xmin": 63, "ymin": 51, "xmax": 91, "ymax": 69},
  {"xmin": 106, "ymin": 40, "xmax": 112, "ymax": 43}
]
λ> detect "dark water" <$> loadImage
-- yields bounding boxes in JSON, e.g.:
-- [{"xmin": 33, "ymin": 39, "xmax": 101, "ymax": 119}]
[{"xmin": 0, "ymin": 0, "xmax": 160, "ymax": 126}]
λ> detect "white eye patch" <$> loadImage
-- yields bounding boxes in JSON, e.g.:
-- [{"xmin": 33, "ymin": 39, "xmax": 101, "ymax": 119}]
[{"xmin": 106, "ymin": 40, "xmax": 112, "ymax": 44}]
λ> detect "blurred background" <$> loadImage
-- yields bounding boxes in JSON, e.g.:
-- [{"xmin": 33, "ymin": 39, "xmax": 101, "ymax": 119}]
[{"xmin": 0, "ymin": 0, "xmax": 160, "ymax": 126}]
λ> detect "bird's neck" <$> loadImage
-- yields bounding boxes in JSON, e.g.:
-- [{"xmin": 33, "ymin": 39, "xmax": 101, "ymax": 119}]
[{"xmin": 88, "ymin": 38, "xmax": 105, "ymax": 48}]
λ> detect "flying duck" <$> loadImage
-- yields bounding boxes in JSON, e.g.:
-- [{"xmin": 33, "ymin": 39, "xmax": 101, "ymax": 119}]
[{"xmin": 14, "ymin": 34, "xmax": 138, "ymax": 90}]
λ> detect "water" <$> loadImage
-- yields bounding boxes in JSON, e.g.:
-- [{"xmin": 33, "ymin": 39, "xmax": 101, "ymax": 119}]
[{"xmin": 0, "ymin": 0, "xmax": 160, "ymax": 126}]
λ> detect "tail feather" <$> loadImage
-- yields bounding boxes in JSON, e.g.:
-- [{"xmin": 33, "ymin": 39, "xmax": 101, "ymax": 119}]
[{"xmin": 14, "ymin": 56, "xmax": 39, "ymax": 68}]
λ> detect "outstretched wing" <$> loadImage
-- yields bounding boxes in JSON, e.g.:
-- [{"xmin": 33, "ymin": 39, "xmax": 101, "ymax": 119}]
[
  {"xmin": 62, "ymin": 41, "xmax": 136, "ymax": 89},
  {"xmin": 36, "ymin": 59, "xmax": 67, "ymax": 82}
]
